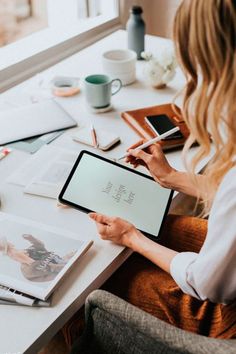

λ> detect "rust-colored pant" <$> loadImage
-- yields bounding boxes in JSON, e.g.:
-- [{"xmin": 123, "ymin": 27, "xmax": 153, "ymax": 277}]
[{"xmin": 62, "ymin": 215, "xmax": 236, "ymax": 347}]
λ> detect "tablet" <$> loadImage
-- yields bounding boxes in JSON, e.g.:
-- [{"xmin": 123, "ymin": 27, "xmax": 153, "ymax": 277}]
[{"xmin": 59, "ymin": 150, "xmax": 173, "ymax": 239}]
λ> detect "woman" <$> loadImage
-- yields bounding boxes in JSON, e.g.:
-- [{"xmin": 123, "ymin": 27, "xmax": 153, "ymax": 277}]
[
  {"xmin": 0, "ymin": 234, "xmax": 75, "ymax": 282},
  {"xmin": 88, "ymin": 0, "xmax": 236, "ymax": 340}
]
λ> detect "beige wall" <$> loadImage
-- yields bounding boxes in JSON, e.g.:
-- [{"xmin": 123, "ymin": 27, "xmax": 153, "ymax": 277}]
[{"xmin": 120, "ymin": 0, "xmax": 181, "ymax": 38}]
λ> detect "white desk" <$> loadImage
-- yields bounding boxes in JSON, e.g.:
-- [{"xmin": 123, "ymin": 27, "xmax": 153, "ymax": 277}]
[{"xmin": 0, "ymin": 30, "xmax": 207, "ymax": 354}]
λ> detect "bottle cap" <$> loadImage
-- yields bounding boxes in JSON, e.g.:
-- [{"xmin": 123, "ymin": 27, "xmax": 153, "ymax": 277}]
[{"xmin": 130, "ymin": 5, "xmax": 143, "ymax": 14}]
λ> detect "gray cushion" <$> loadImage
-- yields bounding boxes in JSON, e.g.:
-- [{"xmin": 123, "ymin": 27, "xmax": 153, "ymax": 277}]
[{"xmin": 73, "ymin": 290, "xmax": 236, "ymax": 354}]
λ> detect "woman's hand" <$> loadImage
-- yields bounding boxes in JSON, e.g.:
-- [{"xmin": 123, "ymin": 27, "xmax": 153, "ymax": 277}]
[
  {"xmin": 126, "ymin": 140, "xmax": 206, "ymax": 198},
  {"xmin": 125, "ymin": 140, "xmax": 177, "ymax": 189},
  {"xmin": 89, "ymin": 213, "xmax": 142, "ymax": 248},
  {"xmin": 89, "ymin": 212, "xmax": 178, "ymax": 273}
]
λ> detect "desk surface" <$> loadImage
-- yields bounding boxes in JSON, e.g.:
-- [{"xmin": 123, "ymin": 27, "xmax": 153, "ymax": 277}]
[{"xmin": 0, "ymin": 30, "xmax": 208, "ymax": 354}]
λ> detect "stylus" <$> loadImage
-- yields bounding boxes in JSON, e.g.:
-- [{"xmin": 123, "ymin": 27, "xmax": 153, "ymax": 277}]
[{"xmin": 117, "ymin": 126, "xmax": 180, "ymax": 161}]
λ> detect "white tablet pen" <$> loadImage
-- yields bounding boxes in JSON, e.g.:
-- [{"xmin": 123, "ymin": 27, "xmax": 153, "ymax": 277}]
[{"xmin": 116, "ymin": 126, "xmax": 180, "ymax": 161}]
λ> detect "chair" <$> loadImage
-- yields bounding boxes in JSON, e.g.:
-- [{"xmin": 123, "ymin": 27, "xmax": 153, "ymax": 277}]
[{"xmin": 74, "ymin": 289, "xmax": 236, "ymax": 354}]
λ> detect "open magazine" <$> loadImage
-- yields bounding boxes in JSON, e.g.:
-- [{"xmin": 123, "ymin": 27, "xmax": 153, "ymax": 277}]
[
  {"xmin": 7, "ymin": 145, "xmax": 78, "ymax": 199},
  {"xmin": 0, "ymin": 212, "xmax": 93, "ymax": 301}
]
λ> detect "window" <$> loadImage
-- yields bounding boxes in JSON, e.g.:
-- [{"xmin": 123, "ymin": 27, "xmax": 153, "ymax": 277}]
[
  {"xmin": 0, "ymin": 0, "xmax": 118, "ymax": 47},
  {"xmin": 0, "ymin": 0, "xmax": 47, "ymax": 47},
  {"xmin": 0, "ymin": 0, "xmax": 120, "ymax": 91}
]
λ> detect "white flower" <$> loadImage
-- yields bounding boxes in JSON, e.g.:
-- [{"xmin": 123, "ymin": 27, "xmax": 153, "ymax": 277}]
[
  {"xmin": 143, "ymin": 60, "xmax": 165, "ymax": 86},
  {"xmin": 141, "ymin": 51, "xmax": 153, "ymax": 61},
  {"xmin": 142, "ymin": 45, "xmax": 177, "ymax": 87},
  {"xmin": 158, "ymin": 46, "xmax": 176, "ymax": 70},
  {"xmin": 162, "ymin": 69, "xmax": 176, "ymax": 84}
]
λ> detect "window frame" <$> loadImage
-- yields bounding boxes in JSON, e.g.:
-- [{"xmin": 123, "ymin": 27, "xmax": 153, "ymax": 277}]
[{"xmin": 0, "ymin": 0, "xmax": 121, "ymax": 92}]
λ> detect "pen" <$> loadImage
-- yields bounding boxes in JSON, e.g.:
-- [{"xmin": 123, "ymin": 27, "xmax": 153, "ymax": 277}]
[
  {"xmin": 117, "ymin": 126, "xmax": 180, "ymax": 161},
  {"xmin": 91, "ymin": 124, "xmax": 98, "ymax": 148}
]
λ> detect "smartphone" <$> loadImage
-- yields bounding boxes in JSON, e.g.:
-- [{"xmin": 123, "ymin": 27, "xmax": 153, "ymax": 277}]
[{"xmin": 145, "ymin": 114, "xmax": 183, "ymax": 140}]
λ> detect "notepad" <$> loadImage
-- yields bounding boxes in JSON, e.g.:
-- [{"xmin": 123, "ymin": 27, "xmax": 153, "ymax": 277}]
[
  {"xmin": 72, "ymin": 126, "xmax": 120, "ymax": 151},
  {"xmin": 0, "ymin": 99, "xmax": 77, "ymax": 145}
]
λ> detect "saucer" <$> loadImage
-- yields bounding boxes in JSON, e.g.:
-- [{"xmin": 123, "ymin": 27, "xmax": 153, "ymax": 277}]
[{"xmin": 88, "ymin": 104, "xmax": 113, "ymax": 114}]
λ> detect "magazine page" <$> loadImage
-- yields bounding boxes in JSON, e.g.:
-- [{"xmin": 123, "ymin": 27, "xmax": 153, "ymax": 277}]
[
  {"xmin": 24, "ymin": 149, "xmax": 78, "ymax": 199},
  {"xmin": 0, "ymin": 213, "xmax": 93, "ymax": 300},
  {"xmin": 7, "ymin": 145, "xmax": 60, "ymax": 187},
  {"xmin": 7, "ymin": 145, "xmax": 78, "ymax": 199}
]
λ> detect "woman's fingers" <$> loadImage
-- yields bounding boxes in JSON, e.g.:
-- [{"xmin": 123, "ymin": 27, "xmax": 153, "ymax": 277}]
[
  {"xmin": 96, "ymin": 223, "xmax": 109, "ymax": 238},
  {"xmin": 128, "ymin": 149, "xmax": 151, "ymax": 165},
  {"xmin": 125, "ymin": 155, "xmax": 144, "ymax": 165},
  {"xmin": 126, "ymin": 142, "xmax": 160, "ymax": 163},
  {"xmin": 89, "ymin": 213, "xmax": 111, "ymax": 238},
  {"xmin": 126, "ymin": 139, "xmax": 145, "ymax": 151},
  {"xmin": 148, "ymin": 143, "xmax": 163, "ymax": 154},
  {"xmin": 89, "ymin": 213, "xmax": 111, "ymax": 225}
]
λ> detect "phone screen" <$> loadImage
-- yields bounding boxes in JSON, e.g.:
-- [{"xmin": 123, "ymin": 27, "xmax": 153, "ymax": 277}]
[{"xmin": 145, "ymin": 114, "xmax": 183, "ymax": 140}]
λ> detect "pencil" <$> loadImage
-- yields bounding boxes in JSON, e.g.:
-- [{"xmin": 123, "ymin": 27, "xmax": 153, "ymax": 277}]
[
  {"xmin": 117, "ymin": 126, "xmax": 180, "ymax": 161},
  {"xmin": 91, "ymin": 124, "xmax": 98, "ymax": 148}
]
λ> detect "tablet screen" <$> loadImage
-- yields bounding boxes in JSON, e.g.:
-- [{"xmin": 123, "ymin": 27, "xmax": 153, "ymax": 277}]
[{"xmin": 59, "ymin": 151, "xmax": 173, "ymax": 238}]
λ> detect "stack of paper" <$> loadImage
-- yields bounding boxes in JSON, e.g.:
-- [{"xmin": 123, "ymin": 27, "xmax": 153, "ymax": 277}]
[{"xmin": 0, "ymin": 285, "xmax": 50, "ymax": 307}]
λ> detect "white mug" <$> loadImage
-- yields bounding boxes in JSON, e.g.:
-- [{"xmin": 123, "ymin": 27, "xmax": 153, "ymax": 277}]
[{"xmin": 102, "ymin": 49, "xmax": 137, "ymax": 86}]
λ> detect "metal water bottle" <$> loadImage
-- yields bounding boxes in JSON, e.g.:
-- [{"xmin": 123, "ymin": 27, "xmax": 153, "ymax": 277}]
[{"xmin": 126, "ymin": 5, "xmax": 145, "ymax": 59}]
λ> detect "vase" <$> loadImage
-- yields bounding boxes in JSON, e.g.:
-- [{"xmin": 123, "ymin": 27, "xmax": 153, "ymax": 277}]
[{"xmin": 153, "ymin": 83, "xmax": 167, "ymax": 89}]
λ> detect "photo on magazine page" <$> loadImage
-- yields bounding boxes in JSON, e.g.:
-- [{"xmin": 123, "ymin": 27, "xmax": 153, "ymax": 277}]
[{"xmin": 0, "ymin": 214, "xmax": 92, "ymax": 300}]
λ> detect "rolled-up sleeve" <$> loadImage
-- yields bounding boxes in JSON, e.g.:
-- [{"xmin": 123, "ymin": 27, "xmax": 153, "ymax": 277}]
[{"xmin": 170, "ymin": 167, "xmax": 236, "ymax": 304}]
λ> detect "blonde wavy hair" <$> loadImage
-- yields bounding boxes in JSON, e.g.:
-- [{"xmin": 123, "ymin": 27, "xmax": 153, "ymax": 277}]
[{"xmin": 173, "ymin": 0, "xmax": 236, "ymax": 214}]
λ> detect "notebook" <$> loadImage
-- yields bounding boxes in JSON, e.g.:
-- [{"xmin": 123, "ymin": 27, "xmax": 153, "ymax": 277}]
[
  {"xmin": 72, "ymin": 126, "xmax": 120, "ymax": 151},
  {"xmin": 121, "ymin": 103, "xmax": 189, "ymax": 150},
  {"xmin": 0, "ymin": 99, "xmax": 77, "ymax": 145}
]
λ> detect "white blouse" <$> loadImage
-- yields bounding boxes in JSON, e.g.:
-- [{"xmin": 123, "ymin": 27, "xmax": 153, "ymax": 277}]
[{"xmin": 170, "ymin": 166, "xmax": 236, "ymax": 304}]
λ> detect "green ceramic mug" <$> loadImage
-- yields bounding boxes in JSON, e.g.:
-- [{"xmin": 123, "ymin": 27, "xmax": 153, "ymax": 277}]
[{"xmin": 84, "ymin": 74, "xmax": 122, "ymax": 108}]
